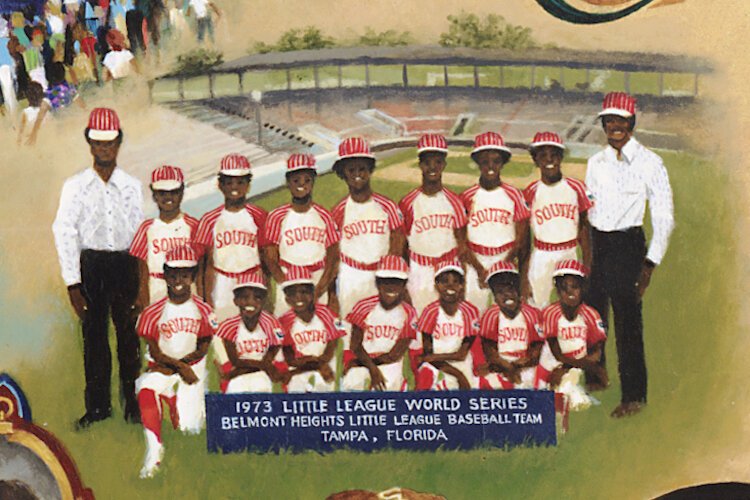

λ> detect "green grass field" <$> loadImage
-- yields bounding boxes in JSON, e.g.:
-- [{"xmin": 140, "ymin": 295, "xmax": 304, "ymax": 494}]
[{"xmin": 7, "ymin": 150, "xmax": 739, "ymax": 499}]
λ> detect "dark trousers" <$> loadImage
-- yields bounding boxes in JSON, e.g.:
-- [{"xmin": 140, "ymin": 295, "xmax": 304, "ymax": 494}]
[
  {"xmin": 126, "ymin": 10, "xmax": 146, "ymax": 54},
  {"xmin": 585, "ymin": 227, "xmax": 647, "ymax": 404},
  {"xmin": 80, "ymin": 250, "xmax": 141, "ymax": 416}
]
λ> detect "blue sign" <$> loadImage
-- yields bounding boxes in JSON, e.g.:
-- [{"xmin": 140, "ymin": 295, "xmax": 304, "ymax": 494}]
[{"xmin": 206, "ymin": 390, "xmax": 556, "ymax": 453}]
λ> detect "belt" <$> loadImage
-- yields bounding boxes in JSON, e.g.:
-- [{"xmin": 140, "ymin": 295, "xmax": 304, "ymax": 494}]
[
  {"xmin": 533, "ymin": 239, "xmax": 577, "ymax": 251},
  {"xmin": 214, "ymin": 265, "xmax": 261, "ymax": 279},
  {"xmin": 468, "ymin": 241, "xmax": 514, "ymax": 257},
  {"xmin": 409, "ymin": 248, "xmax": 458, "ymax": 267},
  {"xmin": 592, "ymin": 226, "xmax": 644, "ymax": 237},
  {"xmin": 279, "ymin": 259, "xmax": 325, "ymax": 273},
  {"xmin": 340, "ymin": 254, "xmax": 379, "ymax": 271}
]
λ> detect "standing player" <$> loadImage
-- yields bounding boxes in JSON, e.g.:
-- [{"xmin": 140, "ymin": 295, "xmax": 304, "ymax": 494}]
[
  {"xmin": 523, "ymin": 132, "xmax": 592, "ymax": 309},
  {"xmin": 460, "ymin": 131, "xmax": 531, "ymax": 313},
  {"xmin": 135, "ymin": 246, "xmax": 217, "ymax": 478},
  {"xmin": 216, "ymin": 271, "xmax": 284, "ymax": 393},
  {"xmin": 414, "ymin": 259, "xmax": 480, "ymax": 391},
  {"xmin": 342, "ymin": 255, "xmax": 417, "ymax": 392},
  {"xmin": 130, "ymin": 165, "xmax": 198, "ymax": 304},
  {"xmin": 279, "ymin": 266, "xmax": 345, "ymax": 393},
  {"xmin": 478, "ymin": 261, "xmax": 543, "ymax": 390}
]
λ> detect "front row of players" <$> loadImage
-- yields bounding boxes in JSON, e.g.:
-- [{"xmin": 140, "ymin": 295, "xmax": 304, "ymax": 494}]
[{"xmin": 135, "ymin": 243, "xmax": 605, "ymax": 476}]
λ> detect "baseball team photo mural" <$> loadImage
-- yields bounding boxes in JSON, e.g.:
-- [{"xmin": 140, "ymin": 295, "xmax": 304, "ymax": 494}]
[{"xmin": 1, "ymin": 0, "xmax": 749, "ymax": 498}]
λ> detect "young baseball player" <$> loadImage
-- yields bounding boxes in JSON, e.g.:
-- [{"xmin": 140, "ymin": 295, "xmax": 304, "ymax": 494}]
[
  {"xmin": 342, "ymin": 255, "xmax": 417, "ymax": 392},
  {"xmin": 130, "ymin": 165, "xmax": 199, "ymax": 305},
  {"xmin": 537, "ymin": 260, "xmax": 608, "ymax": 411},
  {"xmin": 264, "ymin": 153, "xmax": 340, "ymax": 315},
  {"xmin": 279, "ymin": 266, "xmax": 345, "ymax": 393},
  {"xmin": 216, "ymin": 271, "xmax": 285, "ymax": 393},
  {"xmin": 478, "ymin": 261, "xmax": 543, "ymax": 390},
  {"xmin": 414, "ymin": 259, "xmax": 480, "ymax": 391},
  {"xmin": 523, "ymin": 132, "xmax": 592, "ymax": 309},
  {"xmin": 460, "ymin": 131, "xmax": 531, "ymax": 313},
  {"xmin": 135, "ymin": 246, "xmax": 218, "ymax": 478}
]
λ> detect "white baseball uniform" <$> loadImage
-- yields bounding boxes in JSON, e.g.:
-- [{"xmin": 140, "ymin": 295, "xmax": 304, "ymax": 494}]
[
  {"xmin": 279, "ymin": 304, "xmax": 344, "ymax": 393},
  {"xmin": 415, "ymin": 300, "xmax": 480, "ymax": 390},
  {"xmin": 129, "ymin": 213, "xmax": 199, "ymax": 302},
  {"xmin": 460, "ymin": 183, "xmax": 530, "ymax": 313},
  {"xmin": 399, "ymin": 188, "xmax": 467, "ymax": 315},
  {"xmin": 216, "ymin": 312, "xmax": 284, "ymax": 394},
  {"xmin": 341, "ymin": 295, "xmax": 417, "ymax": 391},
  {"xmin": 524, "ymin": 178, "xmax": 593, "ymax": 309},
  {"xmin": 478, "ymin": 303, "xmax": 542, "ymax": 390}
]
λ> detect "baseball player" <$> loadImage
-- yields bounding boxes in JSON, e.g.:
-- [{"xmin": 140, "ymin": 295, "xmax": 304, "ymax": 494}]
[
  {"xmin": 523, "ymin": 132, "xmax": 593, "ymax": 309},
  {"xmin": 216, "ymin": 271, "xmax": 285, "ymax": 394},
  {"xmin": 477, "ymin": 261, "xmax": 543, "ymax": 390},
  {"xmin": 264, "ymin": 153, "xmax": 340, "ymax": 315},
  {"xmin": 414, "ymin": 259, "xmax": 480, "ymax": 391},
  {"xmin": 135, "ymin": 246, "xmax": 218, "ymax": 478},
  {"xmin": 342, "ymin": 255, "xmax": 417, "ymax": 392},
  {"xmin": 460, "ymin": 131, "xmax": 531, "ymax": 313},
  {"xmin": 279, "ymin": 266, "xmax": 345, "ymax": 393},
  {"xmin": 130, "ymin": 165, "xmax": 199, "ymax": 304},
  {"xmin": 537, "ymin": 260, "xmax": 608, "ymax": 411}
]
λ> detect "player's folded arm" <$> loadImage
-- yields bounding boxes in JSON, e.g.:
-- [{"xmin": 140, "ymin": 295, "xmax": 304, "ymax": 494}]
[
  {"xmin": 374, "ymin": 338, "xmax": 411, "ymax": 366},
  {"xmin": 481, "ymin": 337, "xmax": 515, "ymax": 374},
  {"xmin": 180, "ymin": 336, "xmax": 211, "ymax": 365},
  {"xmin": 222, "ymin": 338, "xmax": 263, "ymax": 373}
]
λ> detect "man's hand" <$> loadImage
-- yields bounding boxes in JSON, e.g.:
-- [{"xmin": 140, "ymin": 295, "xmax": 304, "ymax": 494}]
[
  {"xmin": 327, "ymin": 292, "xmax": 340, "ymax": 316},
  {"xmin": 548, "ymin": 366, "xmax": 568, "ymax": 389},
  {"xmin": 319, "ymin": 363, "xmax": 335, "ymax": 383},
  {"xmin": 369, "ymin": 367, "xmax": 386, "ymax": 391},
  {"xmin": 67, "ymin": 285, "xmax": 88, "ymax": 320},
  {"xmin": 504, "ymin": 364, "xmax": 521, "ymax": 384},
  {"xmin": 474, "ymin": 263, "xmax": 488, "ymax": 289},
  {"xmin": 178, "ymin": 364, "xmax": 199, "ymax": 385},
  {"xmin": 636, "ymin": 263, "xmax": 654, "ymax": 301},
  {"xmin": 520, "ymin": 275, "xmax": 531, "ymax": 303}
]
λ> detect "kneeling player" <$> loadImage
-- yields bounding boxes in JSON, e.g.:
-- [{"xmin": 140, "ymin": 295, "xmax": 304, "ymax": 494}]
[
  {"xmin": 478, "ymin": 261, "xmax": 543, "ymax": 389},
  {"xmin": 342, "ymin": 256, "xmax": 417, "ymax": 392},
  {"xmin": 538, "ymin": 260, "xmax": 608, "ymax": 410},
  {"xmin": 135, "ymin": 246, "xmax": 218, "ymax": 478},
  {"xmin": 415, "ymin": 260, "xmax": 480, "ymax": 391},
  {"xmin": 279, "ymin": 266, "xmax": 345, "ymax": 393},
  {"xmin": 217, "ymin": 271, "xmax": 284, "ymax": 393}
]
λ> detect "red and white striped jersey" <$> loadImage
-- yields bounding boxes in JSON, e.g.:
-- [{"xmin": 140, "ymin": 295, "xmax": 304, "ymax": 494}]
[
  {"xmin": 332, "ymin": 193, "xmax": 403, "ymax": 265},
  {"xmin": 480, "ymin": 304, "xmax": 542, "ymax": 362},
  {"xmin": 460, "ymin": 184, "xmax": 530, "ymax": 253},
  {"xmin": 346, "ymin": 295, "xmax": 417, "ymax": 356},
  {"xmin": 279, "ymin": 304, "xmax": 345, "ymax": 357},
  {"xmin": 523, "ymin": 177, "xmax": 592, "ymax": 245},
  {"xmin": 399, "ymin": 188, "xmax": 467, "ymax": 258},
  {"xmin": 542, "ymin": 302, "xmax": 606, "ymax": 360},
  {"xmin": 129, "ymin": 214, "xmax": 199, "ymax": 276},
  {"xmin": 194, "ymin": 204, "xmax": 268, "ymax": 273},
  {"xmin": 418, "ymin": 300, "xmax": 480, "ymax": 355},
  {"xmin": 137, "ymin": 295, "xmax": 217, "ymax": 360},
  {"xmin": 265, "ymin": 204, "xmax": 340, "ymax": 267},
  {"xmin": 216, "ymin": 312, "xmax": 284, "ymax": 361}
]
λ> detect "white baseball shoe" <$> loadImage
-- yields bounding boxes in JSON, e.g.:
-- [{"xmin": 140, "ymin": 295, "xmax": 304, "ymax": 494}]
[{"xmin": 139, "ymin": 432, "xmax": 164, "ymax": 479}]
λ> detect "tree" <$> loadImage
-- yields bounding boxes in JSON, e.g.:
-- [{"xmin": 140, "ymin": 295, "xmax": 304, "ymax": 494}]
[
  {"xmin": 173, "ymin": 48, "xmax": 223, "ymax": 75},
  {"xmin": 357, "ymin": 28, "xmax": 413, "ymax": 47},
  {"xmin": 439, "ymin": 11, "xmax": 539, "ymax": 50},
  {"xmin": 252, "ymin": 26, "xmax": 335, "ymax": 54}
]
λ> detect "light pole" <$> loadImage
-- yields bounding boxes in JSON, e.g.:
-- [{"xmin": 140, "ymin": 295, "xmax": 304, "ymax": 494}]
[{"xmin": 251, "ymin": 90, "xmax": 263, "ymax": 146}]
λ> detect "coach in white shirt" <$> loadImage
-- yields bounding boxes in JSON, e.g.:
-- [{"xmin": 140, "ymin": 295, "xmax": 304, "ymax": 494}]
[
  {"xmin": 585, "ymin": 92, "xmax": 674, "ymax": 418},
  {"xmin": 53, "ymin": 108, "xmax": 144, "ymax": 429}
]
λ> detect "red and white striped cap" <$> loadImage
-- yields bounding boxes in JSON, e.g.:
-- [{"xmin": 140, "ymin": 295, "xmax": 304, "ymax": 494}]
[
  {"xmin": 598, "ymin": 92, "xmax": 637, "ymax": 118},
  {"xmin": 472, "ymin": 131, "xmax": 512, "ymax": 156},
  {"xmin": 281, "ymin": 265, "xmax": 315, "ymax": 290},
  {"xmin": 165, "ymin": 245, "xmax": 198, "ymax": 268},
  {"xmin": 485, "ymin": 261, "xmax": 519, "ymax": 282},
  {"xmin": 151, "ymin": 165, "xmax": 185, "ymax": 190},
  {"xmin": 287, "ymin": 153, "xmax": 317, "ymax": 173},
  {"xmin": 87, "ymin": 107, "xmax": 120, "ymax": 141},
  {"xmin": 434, "ymin": 258, "xmax": 464, "ymax": 278},
  {"xmin": 553, "ymin": 259, "xmax": 589, "ymax": 278},
  {"xmin": 375, "ymin": 255, "xmax": 409, "ymax": 280},
  {"xmin": 417, "ymin": 134, "xmax": 448, "ymax": 155},
  {"xmin": 220, "ymin": 154, "xmax": 252, "ymax": 176},
  {"xmin": 232, "ymin": 270, "xmax": 267, "ymax": 291},
  {"xmin": 337, "ymin": 137, "xmax": 375, "ymax": 161},
  {"xmin": 530, "ymin": 131, "xmax": 565, "ymax": 150}
]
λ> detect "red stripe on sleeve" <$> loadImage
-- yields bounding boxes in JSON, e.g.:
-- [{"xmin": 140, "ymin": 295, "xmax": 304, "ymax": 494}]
[{"xmin": 129, "ymin": 218, "xmax": 154, "ymax": 261}]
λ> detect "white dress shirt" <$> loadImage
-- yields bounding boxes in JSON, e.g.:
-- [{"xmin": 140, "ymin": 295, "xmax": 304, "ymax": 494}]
[
  {"xmin": 585, "ymin": 137, "xmax": 674, "ymax": 265},
  {"xmin": 52, "ymin": 167, "xmax": 143, "ymax": 286}
]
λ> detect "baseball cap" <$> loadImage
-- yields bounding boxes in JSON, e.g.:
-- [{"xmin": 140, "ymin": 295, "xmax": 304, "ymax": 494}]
[
  {"xmin": 220, "ymin": 154, "xmax": 252, "ymax": 176},
  {"xmin": 287, "ymin": 153, "xmax": 317, "ymax": 173},
  {"xmin": 485, "ymin": 261, "xmax": 519, "ymax": 283},
  {"xmin": 375, "ymin": 255, "xmax": 409, "ymax": 280},
  {"xmin": 434, "ymin": 258, "xmax": 464, "ymax": 279},
  {"xmin": 598, "ymin": 92, "xmax": 637, "ymax": 118},
  {"xmin": 553, "ymin": 259, "xmax": 589, "ymax": 278},
  {"xmin": 333, "ymin": 137, "xmax": 375, "ymax": 172},
  {"xmin": 87, "ymin": 107, "xmax": 120, "ymax": 141},
  {"xmin": 530, "ymin": 131, "xmax": 565, "ymax": 150},
  {"xmin": 281, "ymin": 265, "xmax": 315, "ymax": 290},
  {"xmin": 232, "ymin": 270, "xmax": 267, "ymax": 291},
  {"xmin": 151, "ymin": 165, "xmax": 185, "ymax": 191},
  {"xmin": 165, "ymin": 245, "xmax": 199, "ymax": 268},
  {"xmin": 417, "ymin": 134, "xmax": 448, "ymax": 155},
  {"xmin": 472, "ymin": 131, "xmax": 512, "ymax": 157}
]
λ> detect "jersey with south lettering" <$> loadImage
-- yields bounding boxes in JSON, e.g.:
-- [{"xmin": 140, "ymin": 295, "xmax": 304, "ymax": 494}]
[
  {"xmin": 460, "ymin": 184, "xmax": 530, "ymax": 254},
  {"xmin": 216, "ymin": 312, "xmax": 284, "ymax": 361},
  {"xmin": 265, "ymin": 204, "xmax": 339, "ymax": 267},
  {"xmin": 399, "ymin": 188, "xmax": 467, "ymax": 259},
  {"xmin": 542, "ymin": 302, "xmax": 606, "ymax": 360},
  {"xmin": 194, "ymin": 204, "xmax": 268, "ymax": 274},
  {"xmin": 523, "ymin": 177, "xmax": 592, "ymax": 244},
  {"xmin": 279, "ymin": 304, "xmax": 345, "ymax": 357},
  {"xmin": 332, "ymin": 194, "xmax": 403, "ymax": 266},
  {"xmin": 417, "ymin": 301, "xmax": 480, "ymax": 354},
  {"xmin": 346, "ymin": 296, "xmax": 417, "ymax": 357},
  {"xmin": 129, "ymin": 214, "xmax": 199, "ymax": 276},
  {"xmin": 480, "ymin": 304, "xmax": 542, "ymax": 362},
  {"xmin": 137, "ymin": 295, "xmax": 218, "ymax": 361}
]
